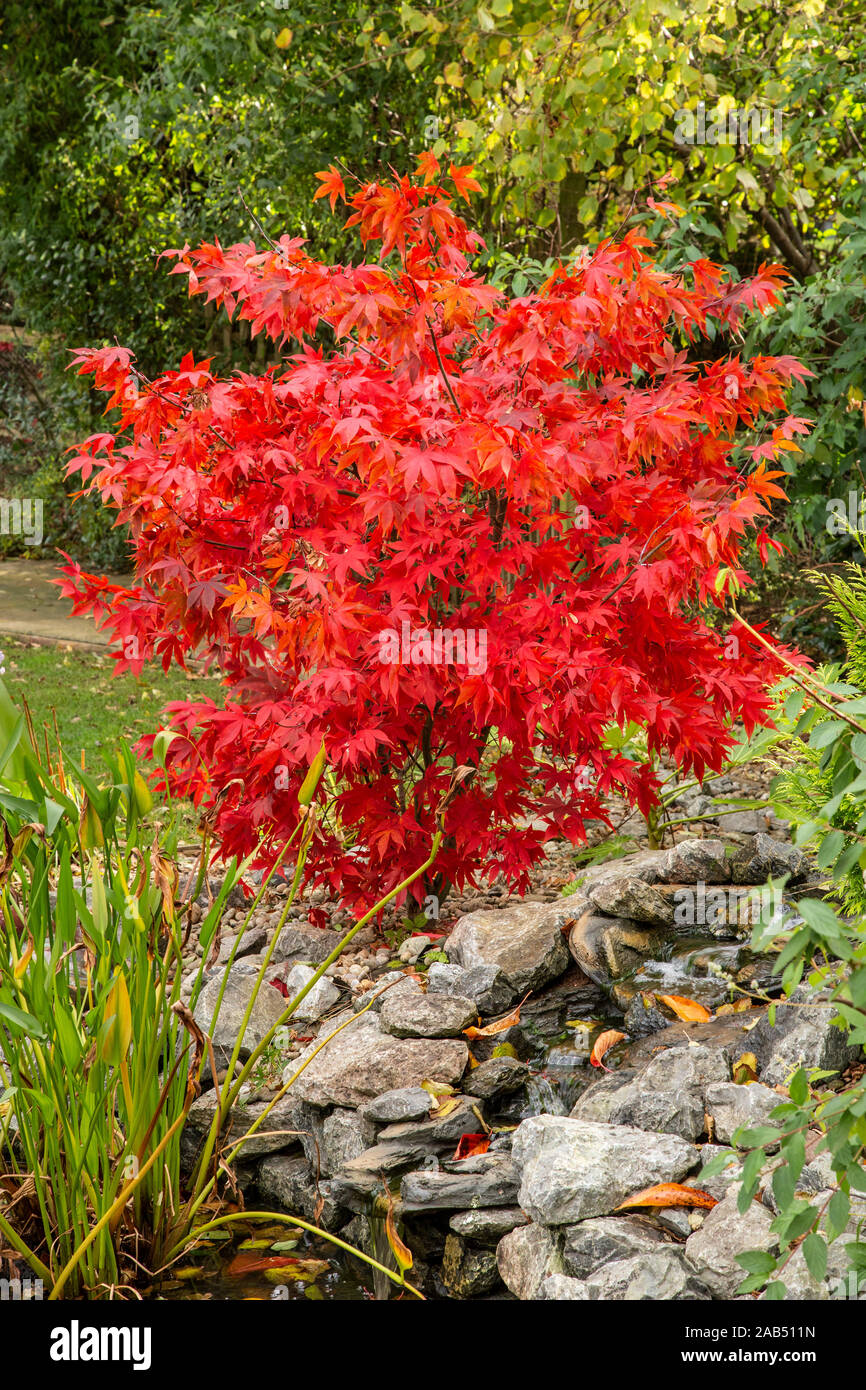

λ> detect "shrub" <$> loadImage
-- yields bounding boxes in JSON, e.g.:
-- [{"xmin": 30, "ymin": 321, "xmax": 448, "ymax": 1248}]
[{"xmin": 61, "ymin": 160, "xmax": 807, "ymax": 910}]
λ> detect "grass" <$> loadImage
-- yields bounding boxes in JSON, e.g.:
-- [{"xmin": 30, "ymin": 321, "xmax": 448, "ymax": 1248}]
[{"xmin": 0, "ymin": 635, "xmax": 223, "ymax": 778}]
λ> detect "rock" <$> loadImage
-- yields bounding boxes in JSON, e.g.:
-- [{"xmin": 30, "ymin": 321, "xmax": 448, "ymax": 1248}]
[
  {"xmin": 497, "ymin": 1223, "xmax": 560, "ymax": 1299},
  {"xmin": 441, "ymin": 1234, "xmax": 500, "ymax": 1298},
  {"xmin": 193, "ymin": 969, "xmax": 287, "ymax": 1068},
  {"xmin": 684, "ymin": 1186, "xmax": 776, "ymax": 1297},
  {"xmin": 656, "ymin": 1208, "xmax": 693, "ymax": 1239},
  {"xmin": 399, "ymin": 935, "xmax": 431, "ymax": 964},
  {"xmin": 585, "ymin": 875, "xmax": 673, "ymax": 925},
  {"xmin": 287, "ymin": 1010, "xmax": 468, "ymax": 1108},
  {"xmin": 748, "ymin": 991, "xmax": 862, "ymax": 1086},
  {"xmin": 585, "ymin": 1249, "xmax": 711, "ymax": 1300},
  {"xmin": 400, "ymin": 1156, "xmax": 519, "ymax": 1212},
  {"xmin": 730, "ymin": 833, "xmax": 806, "ymax": 885},
  {"xmin": 568, "ymin": 912, "xmax": 657, "ymax": 986},
  {"xmin": 284, "ymin": 963, "xmax": 341, "ymax": 1022},
  {"xmin": 466, "ymin": 1057, "xmax": 529, "ymax": 1100},
  {"xmin": 695, "ymin": 1144, "xmax": 745, "ymax": 1201},
  {"xmin": 561, "ymin": 1216, "xmax": 668, "ymax": 1278},
  {"xmin": 364, "ymin": 975, "xmax": 424, "ymax": 1012},
  {"xmin": 379, "ymin": 991, "xmax": 477, "ymax": 1039},
  {"xmin": 425, "ymin": 963, "xmax": 466, "ymax": 993},
  {"xmin": 706, "ymin": 1081, "xmax": 782, "ymax": 1144},
  {"xmin": 255, "ymin": 1153, "xmax": 347, "ymax": 1232},
  {"xmin": 512, "ymin": 1116, "xmax": 697, "ymax": 1225},
  {"xmin": 449, "ymin": 1208, "xmax": 529, "ymax": 1247},
  {"xmin": 321, "ymin": 1108, "xmax": 369, "ymax": 1173},
  {"xmin": 428, "ymin": 962, "xmax": 517, "ymax": 1013},
  {"xmin": 331, "ymin": 1141, "xmax": 432, "ymax": 1202},
  {"xmin": 184, "ymin": 1088, "xmax": 306, "ymax": 1161},
  {"xmin": 571, "ymin": 1044, "xmax": 729, "ymax": 1141},
  {"xmin": 445, "ymin": 902, "xmax": 571, "ymax": 994},
  {"xmin": 535, "ymin": 1273, "xmax": 590, "ymax": 1300},
  {"xmin": 623, "ymin": 992, "xmax": 669, "ymax": 1037},
  {"xmin": 360, "ymin": 1087, "xmax": 434, "ymax": 1124},
  {"xmin": 715, "ymin": 809, "xmax": 767, "ymax": 834},
  {"xmin": 623, "ymin": 1008, "xmax": 769, "ymax": 1070},
  {"xmin": 271, "ymin": 925, "xmax": 342, "ymax": 966},
  {"xmin": 378, "ymin": 1094, "xmax": 486, "ymax": 1148},
  {"xmin": 658, "ymin": 838, "xmax": 731, "ymax": 884}
]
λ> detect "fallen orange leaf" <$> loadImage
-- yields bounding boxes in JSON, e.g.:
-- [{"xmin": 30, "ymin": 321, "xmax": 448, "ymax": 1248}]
[
  {"xmin": 658, "ymin": 994, "xmax": 712, "ymax": 1022},
  {"xmin": 463, "ymin": 992, "xmax": 530, "ymax": 1039},
  {"xmin": 590, "ymin": 1029, "xmax": 626, "ymax": 1069},
  {"xmin": 615, "ymin": 1183, "xmax": 718, "ymax": 1212}
]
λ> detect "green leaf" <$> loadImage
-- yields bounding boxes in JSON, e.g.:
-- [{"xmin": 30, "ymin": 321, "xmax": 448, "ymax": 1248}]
[
  {"xmin": 802, "ymin": 1232, "xmax": 827, "ymax": 1282},
  {"xmin": 0, "ymin": 1001, "xmax": 46, "ymax": 1039},
  {"xmin": 762, "ymin": 1280, "xmax": 787, "ymax": 1300},
  {"xmin": 735, "ymin": 1249, "xmax": 777, "ymax": 1276},
  {"xmin": 828, "ymin": 1188, "xmax": 850, "ymax": 1241}
]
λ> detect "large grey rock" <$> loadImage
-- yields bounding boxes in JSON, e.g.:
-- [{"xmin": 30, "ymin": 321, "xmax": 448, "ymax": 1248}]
[
  {"xmin": 400, "ymin": 1156, "xmax": 519, "ymax": 1212},
  {"xmin": 730, "ymin": 834, "xmax": 806, "ymax": 886},
  {"xmin": 445, "ymin": 902, "xmax": 571, "ymax": 993},
  {"xmin": 561, "ymin": 1217, "xmax": 668, "ymax": 1279},
  {"xmin": 748, "ymin": 991, "xmax": 861, "ymax": 1086},
  {"xmin": 706, "ymin": 1081, "xmax": 782, "ymax": 1144},
  {"xmin": 255, "ymin": 1153, "xmax": 347, "ymax": 1232},
  {"xmin": 379, "ymin": 991, "xmax": 476, "ymax": 1039},
  {"xmin": 287, "ymin": 1010, "xmax": 468, "ymax": 1108},
  {"xmin": 321, "ymin": 1108, "xmax": 369, "ymax": 1173},
  {"xmin": 568, "ymin": 911, "xmax": 657, "ymax": 986},
  {"xmin": 194, "ymin": 968, "xmax": 287, "ymax": 1067},
  {"xmin": 271, "ymin": 925, "xmax": 341, "ymax": 966},
  {"xmin": 466, "ymin": 1057, "xmax": 529, "ymax": 1100},
  {"xmin": 585, "ymin": 1249, "xmax": 711, "ymax": 1301},
  {"xmin": 378, "ymin": 1094, "xmax": 486, "ymax": 1148},
  {"xmin": 360, "ymin": 1087, "xmax": 434, "ymax": 1124},
  {"xmin": 571, "ymin": 1044, "xmax": 729, "ymax": 1141},
  {"xmin": 658, "ymin": 838, "xmax": 731, "ymax": 885},
  {"xmin": 512, "ymin": 1116, "xmax": 697, "ymax": 1225},
  {"xmin": 684, "ymin": 1185, "xmax": 776, "ymax": 1297},
  {"xmin": 284, "ymin": 963, "xmax": 341, "ymax": 1022},
  {"xmin": 331, "ymin": 1141, "xmax": 432, "ymax": 1201},
  {"xmin": 363, "ymin": 974, "xmax": 424, "ymax": 1013},
  {"xmin": 497, "ymin": 1223, "xmax": 560, "ymax": 1299},
  {"xmin": 586, "ymin": 875, "xmax": 674, "ymax": 925},
  {"xmin": 184, "ymin": 1088, "xmax": 306, "ymax": 1160},
  {"xmin": 535, "ymin": 1274, "xmax": 590, "ymax": 1300},
  {"xmin": 450, "ymin": 1208, "xmax": 529, "ymax": 1247},
  {"xmin": 428, "ymin": 962, "xmax": 517, "ymax": 1014}
]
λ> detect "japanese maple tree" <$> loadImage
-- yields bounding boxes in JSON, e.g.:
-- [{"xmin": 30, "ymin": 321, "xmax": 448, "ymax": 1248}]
[{"xmin": 61, "ymin": 158, "xmax": 808, "ymax": 911}]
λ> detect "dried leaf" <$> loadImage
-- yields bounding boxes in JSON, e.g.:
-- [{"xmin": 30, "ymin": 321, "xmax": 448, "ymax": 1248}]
[
  {"xmin": 658, "ymin": 994, "xmax": 712, "ymax": 1022},
  {"xmin": 733, "ymin": 1051, "xmax": 759, "ymax": 1084},
  {"xmin": 453, "ymin": 1133, "xmax": 490, "ymax": 1161},
  {"xmin": 383, "ymin": 1183, "xmax": 413, "ymax": 1276},
  {"xmin": 615, "ymin": 1183, "xmax": 718, "ymax": 1212},
  {"xmin": 590, "ymin": 1029, "xmax": 625, "ymax": 1069},
  {"xmin": 463, "ymin": 992, "xmax": 529, "ymax": 1039}
]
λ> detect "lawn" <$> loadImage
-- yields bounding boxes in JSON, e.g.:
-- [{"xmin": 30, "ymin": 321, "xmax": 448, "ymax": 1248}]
[{"xmin": 0, "ymin": 634, "xmax": 223, "ymax": 778}]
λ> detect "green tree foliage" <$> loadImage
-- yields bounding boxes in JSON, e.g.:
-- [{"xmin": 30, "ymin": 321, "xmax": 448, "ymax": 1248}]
[
  {"xmin": 376, "ymin": 0, "xmax": 866, "ymax": 556},
  {"xmin": 0, "ymin": 0, "xmax": 430, "ymax": 370}
]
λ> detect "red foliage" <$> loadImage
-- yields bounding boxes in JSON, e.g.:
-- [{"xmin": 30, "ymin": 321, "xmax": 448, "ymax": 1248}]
[{"xmin": 60, "ymin": 158, "xmax": 808, "ymax": 910}]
